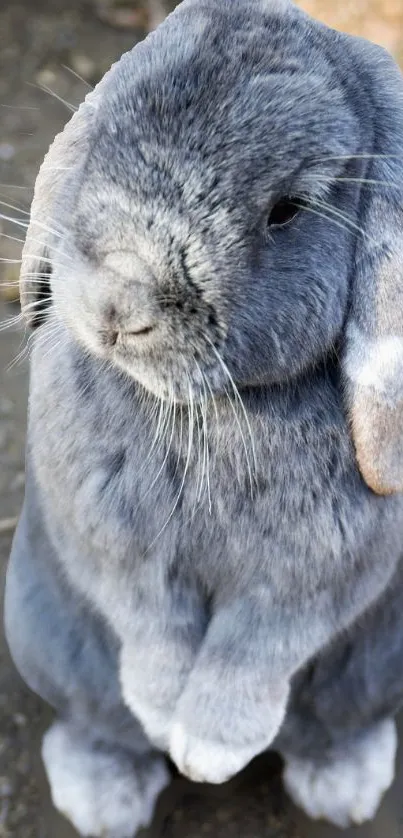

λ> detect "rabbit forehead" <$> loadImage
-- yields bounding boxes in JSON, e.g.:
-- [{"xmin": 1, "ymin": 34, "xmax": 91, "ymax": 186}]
[
  {"xmin": 81, "ymin": 100, "xmax": 354, "ymax": 241},
  {"xmin": 83, "ymin": 26, "xmax": 356, "ymax": 216},
  {"xmin": 100, "ymin": 69, "xmax": 347, "ymax": 150},
  {"xmin": 102, "ymin": 3, "xmax": 335, "ymax": 119},
  {"xmin": 91, "ymin": 0, "xmax": 357, "ymax": 166}
]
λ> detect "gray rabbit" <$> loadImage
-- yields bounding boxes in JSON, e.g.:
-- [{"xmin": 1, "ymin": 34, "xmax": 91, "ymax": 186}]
[{"xmin": 5, "ymin": 0, "xmax": 403, "ymax": 834}]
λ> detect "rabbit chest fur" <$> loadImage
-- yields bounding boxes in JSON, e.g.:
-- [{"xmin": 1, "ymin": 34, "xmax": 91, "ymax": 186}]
[{"xmin": 29, "ymin": 329, "xmax": 402, "ymax": 659}]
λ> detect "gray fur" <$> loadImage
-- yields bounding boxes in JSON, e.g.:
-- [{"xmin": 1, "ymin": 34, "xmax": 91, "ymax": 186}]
[{"xmin": 5, "ymin": 0, "xmax": 403, "ymax": 830}]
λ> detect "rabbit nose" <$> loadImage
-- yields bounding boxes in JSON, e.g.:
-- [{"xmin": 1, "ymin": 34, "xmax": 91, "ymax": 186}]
[
  {"xmin": 102, "ymin": 302, "xmax": 157, "ymax": 343},
  {"xmin": 104, "ymin": 328, "xmax": 119, "ymax": 347}
]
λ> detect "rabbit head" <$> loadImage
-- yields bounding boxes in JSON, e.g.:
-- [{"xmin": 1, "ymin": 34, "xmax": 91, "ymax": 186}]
[{"xmin": 21, "ymin": 0, "xmax": 403, "ymax": 495}]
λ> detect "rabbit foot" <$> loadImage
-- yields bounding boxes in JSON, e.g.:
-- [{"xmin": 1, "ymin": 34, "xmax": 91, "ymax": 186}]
[
  {"xmin": 283, "ymin": 718, "xmax": 397, "ymax": 828},
  {"xmin": 42, "ymin": 721, "xmax": 170, "ymax": 837},
  {"xmin": 170, "ymin": 722, "xmax": 270, "ymax": 783}
]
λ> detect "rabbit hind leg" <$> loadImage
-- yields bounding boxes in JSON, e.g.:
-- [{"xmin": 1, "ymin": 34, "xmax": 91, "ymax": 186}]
[
  {"xmin": 42, "ymin": 720, "xmax": 169, "ymax": 838},
  {"xmin": 282, "ymin": 717, "xmax": 397, "ymax": 828},
  {"xmin": 5, "ymin": 501, "xmax": 170, "ymax": 837},
  {"xmin": 277, "ymin": 561, "xmax": 403, "ymax": 827}
]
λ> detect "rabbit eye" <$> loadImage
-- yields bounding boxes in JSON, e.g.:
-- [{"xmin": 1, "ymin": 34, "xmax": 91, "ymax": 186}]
[{"xmin": 267, "ymin": 198, "xmax": 301, "ymax": 228}]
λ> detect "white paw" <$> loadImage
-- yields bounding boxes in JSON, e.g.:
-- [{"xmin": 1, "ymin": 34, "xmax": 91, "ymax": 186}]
[
  {"xmin": 122, "ymin": 693, "xmax": 172, "ymax": 752},
  {"xmin": 42, "ymin": 722, "xmax": 170, "ymax": 838},
  {"xmin": 119, "ymin": 652, "xmax": 175, "ymax": 751},
  {"xmin": 170, "ymin": 722, "xmax": 270, "ymax": 784},
  {"xmin": 283, "ymin": 718, "xmax": 397, "ymax": 828}
]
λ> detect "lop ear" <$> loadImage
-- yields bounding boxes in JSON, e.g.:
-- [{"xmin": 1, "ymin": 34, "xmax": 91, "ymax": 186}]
[
  {"xmin": 20, "ymin": 67, "xmax": 114, "ymax": 327},
  {"xmin": 342, "ymin": 40, "xmax": 403, "ymax": 495}
]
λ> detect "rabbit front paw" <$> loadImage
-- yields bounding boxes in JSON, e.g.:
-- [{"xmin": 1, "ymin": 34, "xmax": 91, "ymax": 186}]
[
  {"xmin": 119, "ymin": 629, "xmax": 201, "ymax": 752},
  {"xmin": 120, "ymin": 675, "xmax": 174, "ymax": 751},
  {"xmin": 120, "ymin": 644, "xmax": 182, "ymax": 751},
  {"xmin": 169, "ymin": 683, "xmax": 289, "ymax": 783},
  {"xmin": 169, "ymin": 722, "xmax": 270, "ymax": 783},
  {"xmin": 127, "ymin": 696, "xmax": 173, "ymax": 751}
]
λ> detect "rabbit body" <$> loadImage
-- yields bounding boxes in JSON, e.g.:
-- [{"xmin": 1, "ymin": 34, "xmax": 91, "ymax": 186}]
[{"xmin": 6, "ymin": 0, "xmax": 403, "ymax": 833}]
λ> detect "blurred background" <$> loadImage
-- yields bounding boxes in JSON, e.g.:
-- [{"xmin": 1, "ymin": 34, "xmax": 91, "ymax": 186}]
[{"xmin": 1, "ymin": 1, "xmax": 403, "ymax": 836}]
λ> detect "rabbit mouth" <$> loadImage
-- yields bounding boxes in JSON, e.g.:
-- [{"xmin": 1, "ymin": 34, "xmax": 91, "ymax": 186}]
[
  {"xmin": 95, "ymin": 325, "xmax": 230, "ymax": 403},
  {"xmin": 98, "ymin": 323, "xmax": 158, "ymax": 350},
  {"xmin": 57, "ymin": 302, "xmax": 226, "ymax": 404},
  {"xmin": 111, "ymin": 345, "xmax": 227, "ymax": 404}
]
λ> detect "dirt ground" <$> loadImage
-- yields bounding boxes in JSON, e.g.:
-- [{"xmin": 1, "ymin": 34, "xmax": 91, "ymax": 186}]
[{"xmin": 2, "ymin": 1, "xmax": 403, "ymax": 836}]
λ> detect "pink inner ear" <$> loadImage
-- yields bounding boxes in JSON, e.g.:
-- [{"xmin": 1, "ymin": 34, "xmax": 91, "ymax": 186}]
[
  {"xmin": 347, "ymin": 231, "xmax": 403, "ymax": 497},
  {"xmin": 351, "ymin": 388, "xmax": 403, "ymax": 496},
  {"xmin": 345, "ymin": 314, "xmax": 403, "ymax": 496}
]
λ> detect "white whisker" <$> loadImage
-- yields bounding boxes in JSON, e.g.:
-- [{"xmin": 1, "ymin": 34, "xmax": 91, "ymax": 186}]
[
  {"xmin": 297, "ymin": 202, "xmax": 362, "ymax": 240},
  {"xmin": 194, "ymin": 396, "xmax": 204, "ymax": 503},
  {"xmin": 191, "ymin": 366, "xmax": 209, "ymax": 509},
  {"xmin": 0, "ymin": 104, "xmax": 39, "ymax": 110},
  {"xmin": 148, "ymin": 395, "xmax": 167, "ymax": 457},
  {"xmin": 136, "ymin": 396, "xmax": 176, "ymax": 512},
  {"xmin": 185, "ymin": 374, "xmax": 199, "ymax": 520},
  {"xmin": 29, "ymin": 220, "xmax": 66, "ymax": 240},
  {"xmin": 314, "ymin": 153, "xmax": 403, "ymax": 162},
  {"xmin": 0, "ymin": 214, "xmax": 28, "ymax": 231},
  {"xmin": 138, "ymin": 394, "xmax": 166, "ymax": 476},
  {"xmin": 7, "ymin": 346, "xmax": 29, "ymax": 371},
  {"xmin": 0, "ymin": 232, "xmax": 71, "ymax": 261},
  {"xmin": 0, "ymin": 200, "xmax": 31, "ymax": 216},
  {"xmin": 315, "ymin": 176, "xmax": 400, "ymax": 189},
  {"xmin": 27, "ymin": 81, "xmax": 77, "ymax": 113},
  {"xmin": 34, "ymin": 331, "xmax": 63, "ymax": 363},
  {"xmin": 0, "ymin": 183, "xmax": 33, "ymax": 190},
  {"xmin": 22, "ymin": 297, "xmax": 53, "ymax": 311},
  {"xmin": 202, "ymin": 367, "xmax": 220, "ymax": 450},
  {"xmin": 0, "ymin": 232, "xmax": 25, "ymax": 245},
  {"xmin": 200, "ymin": 378, "xmax": 212, "ymax": 513},
  {"xmin": 62, "ymin": 64, "xmax": 93, "ymax": 90},
  {"xmin": 20, "ymin": 273, "xmax": 53, "ymax": 279},
  {"xmin": 308, "ymin": 197, "xmax": 377, "ymax": 244},
  {"xmin": 145, "ymin": 383, "xmax": 194, "ymax": 554},
  {"xmin": 207, "ymin": 338, "xmax": 257, "ymax": 495},
  {"xmin": 0, "ymin": 314, "xmax": 24, "ymax": 332},
  {"xmin": 23, "ymin": 253, "xmax": 70, "ymax": 267},
  {"xmin": 0, "ymin": 201, "xmax": 67, "ymax": 241}
]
